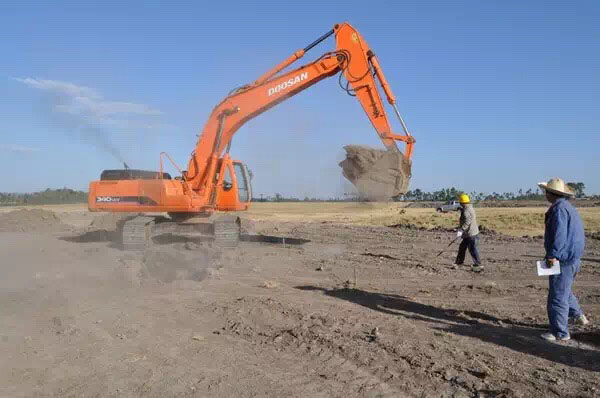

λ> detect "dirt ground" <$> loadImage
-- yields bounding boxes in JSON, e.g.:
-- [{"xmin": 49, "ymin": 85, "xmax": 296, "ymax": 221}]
[{"xmin": 1, "ymin": 204, "xmax": 599, "ymax": 398}]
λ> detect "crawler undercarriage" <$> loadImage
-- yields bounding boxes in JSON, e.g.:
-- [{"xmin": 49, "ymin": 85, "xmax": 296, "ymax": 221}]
[{"xmin": 118, "ymin": 214, "xmax": 241, "ymax": 250}]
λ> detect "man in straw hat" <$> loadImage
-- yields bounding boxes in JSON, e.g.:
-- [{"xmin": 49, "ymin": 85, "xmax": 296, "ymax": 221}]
[{"xmin": 538, "ymin": 177, "xmax": 589, "ymax": 342}]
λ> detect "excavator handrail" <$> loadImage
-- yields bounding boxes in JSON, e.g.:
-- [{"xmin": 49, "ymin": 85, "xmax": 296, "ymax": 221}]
[{"xmin": 159, "ymin": 151, "xmax": 194, "ymax": 193}]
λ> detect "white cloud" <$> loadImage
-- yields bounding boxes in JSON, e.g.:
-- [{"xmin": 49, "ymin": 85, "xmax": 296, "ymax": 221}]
[
  {"xmin": 13, "ymin": 77, "xmax": 163, "ymax": 119},
  {"xmin": 12, "ymin": 78, "xmax": 100, "ymax": 99},
  {"xmin": 12, "ymin": 77, "xmax": 166, "ymax": 163},
  {"xmin": 54, "ymin": 95, "xmax": 162, "ymax": 117},
  {"xmin": 0, "ymin": 144, "xmax": 41, "ymax": 153},
  {"xmin": 101, "ymin": 118, "xmax": 173, "ymax": 130}
]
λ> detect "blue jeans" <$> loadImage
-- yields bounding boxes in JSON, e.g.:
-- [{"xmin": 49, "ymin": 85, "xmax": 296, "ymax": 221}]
[
  {"xmin": 455, "ymin": 235, "xmax": 481, "ymax": 266},
  {"xmin": 547, "ymin": 261, "xmax": 582, "ymax": 338}
]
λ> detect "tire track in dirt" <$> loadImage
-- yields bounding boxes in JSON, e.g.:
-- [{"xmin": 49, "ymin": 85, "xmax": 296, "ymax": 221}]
[
  {"xmin": 214, "ymin": 296, "xmax": 412, "ymax": 397},
  {"xmin": 212, "ymin": 295, "xmax": 509, "ymax": 398}
]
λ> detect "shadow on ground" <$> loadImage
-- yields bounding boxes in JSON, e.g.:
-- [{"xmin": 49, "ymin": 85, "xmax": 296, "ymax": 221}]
[
  {"xmin": 241, "ymin": 234, "xmax": 310, "ymax": 245},
  {"xmin": 150, "ymin": 233, "xmax": 310, "ymax": 246},
  {"xmin": 296, "ymin": 286, "xmax": 600, "ymax": 372},
  {"xmin": 60, "ymin": 230, "xmax": 310, "ymax": 247},
  {"xmin": 60, "ymin": 230, "xmax": 117, "ymax": 243}
]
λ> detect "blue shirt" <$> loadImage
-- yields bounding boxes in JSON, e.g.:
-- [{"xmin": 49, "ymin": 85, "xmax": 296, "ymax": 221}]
[{"xmin": 544, "ymin": 198, "xmax": 585, "ymax": 265}]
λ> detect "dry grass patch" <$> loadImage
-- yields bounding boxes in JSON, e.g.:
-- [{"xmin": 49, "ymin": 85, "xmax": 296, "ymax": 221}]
[
  {"xmin": 246, "ymin": 202, "xmax": 600, "ymax": 237},
  {"xmin": 4, "ymin": 202, "xmax": 599, "ymax": 238}
]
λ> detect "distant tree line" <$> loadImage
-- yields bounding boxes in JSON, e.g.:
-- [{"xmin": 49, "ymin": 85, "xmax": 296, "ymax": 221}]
[
  {"xmin": 252, "ymin": 193, "xmax": 355, "ymax": 202},
  {"xmin": 0, "ymin": 188, "xmax": 88, "ymax": 206},
  {"xmin": 397, "ymin": 182, "xmax": 585, "ymax": 202},
  {"xmin": 397, "ymin": 187, "xmax": 544, "ymax": 202},
  {"xmin": 397, "ymin": 182, "xmax": 590, "ymax": 201},
  {"xmin": 1, "ymin": 183, "xmax": 592, "ymax": 206},
  {"xmin": 252, "ymin": 182, "xmax": 593, "ymax": 202},
  {"xmin": 567, "ymin": 182, "xmax": 586, "ymax": 198}
]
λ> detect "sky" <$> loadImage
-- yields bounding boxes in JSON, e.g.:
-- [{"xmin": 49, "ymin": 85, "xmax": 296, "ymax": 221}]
[{"xmin": 1, "ymin": 0, "xmax": 599, "ymax": 197}]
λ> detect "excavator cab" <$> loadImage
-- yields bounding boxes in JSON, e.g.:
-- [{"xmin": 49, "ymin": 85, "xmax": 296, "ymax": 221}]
[{"xmin": 214, "ymin": 156, "xmax": 252, "ymax": 211}]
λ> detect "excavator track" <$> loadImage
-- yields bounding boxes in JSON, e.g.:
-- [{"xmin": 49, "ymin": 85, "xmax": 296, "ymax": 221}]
[
  {"xmin": 118, "ymin": 215, "xmax": 240, "ymax": 250},
  {"xmin": 120, "ymin": 216, "xmax": 155, "ymax": 251}
]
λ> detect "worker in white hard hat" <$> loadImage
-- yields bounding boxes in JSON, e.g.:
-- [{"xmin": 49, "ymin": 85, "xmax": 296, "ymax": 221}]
[
  {"xmin": 454, "ymin": 193, "xmax": 483, "ymax": 273},
  {"xmin": 538, "ymin": 177, "xmax": 589, "ymax": 342}
]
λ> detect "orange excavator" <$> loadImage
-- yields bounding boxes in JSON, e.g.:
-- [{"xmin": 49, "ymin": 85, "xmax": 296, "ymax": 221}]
[{"xmin": 88, "ymin": 22, "xmax": 415, "ymax": 249}]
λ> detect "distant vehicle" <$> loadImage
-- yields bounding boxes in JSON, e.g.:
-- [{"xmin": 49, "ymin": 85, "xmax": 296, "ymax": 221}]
[{"xmin": 437, "ymin": 201, "xmax": 461, "ymax": 213}]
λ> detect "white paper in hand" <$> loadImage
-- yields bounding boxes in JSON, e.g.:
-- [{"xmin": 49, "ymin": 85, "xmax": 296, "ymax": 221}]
[{"xmin": 537, "ymin": 260, "xmax": 561, "ymax": 276}]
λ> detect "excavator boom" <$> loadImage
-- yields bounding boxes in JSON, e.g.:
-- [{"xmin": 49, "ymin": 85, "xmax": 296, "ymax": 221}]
[{"xmin": 186, "ymin": 23, "xmax": 414, "ymax": 200}]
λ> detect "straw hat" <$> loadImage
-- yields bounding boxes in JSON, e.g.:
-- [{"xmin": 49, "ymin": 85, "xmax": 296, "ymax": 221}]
[{"xmin": 538, "ymin": 177, "xmax": 575, "ymax": 197}]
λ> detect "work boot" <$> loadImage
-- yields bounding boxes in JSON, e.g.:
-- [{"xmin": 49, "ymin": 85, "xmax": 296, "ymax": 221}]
[
  {"xmin": 540, "ymin": 332, "xmax": 570, "ymax": 342},
  {"xmin": 472, "ymin": 264, "xmax": 484, "ymax": 273},
  {"xmin": 575, "ymin": 314, "xmax": 590, "ymax": 326}
]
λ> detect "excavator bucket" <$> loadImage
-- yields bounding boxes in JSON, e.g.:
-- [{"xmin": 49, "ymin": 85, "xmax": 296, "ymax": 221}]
[{"xmin": 339, "ymin": 145, "xmax": 411, "ymax": 201}]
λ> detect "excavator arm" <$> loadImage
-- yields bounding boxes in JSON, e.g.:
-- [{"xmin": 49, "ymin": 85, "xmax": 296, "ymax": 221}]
[{"xmin": 186, "ymin": 22, "xmax": 414, "ymax": 198}]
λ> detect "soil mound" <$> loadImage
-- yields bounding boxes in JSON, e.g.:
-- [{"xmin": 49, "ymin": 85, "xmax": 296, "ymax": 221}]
[
  {"xmin": 0, "ymin": 209, "xmax": 68, "ymax": 233},
  {"xmin": 339, "ymin": 145, "xmax": 411, "ymax": 200}
]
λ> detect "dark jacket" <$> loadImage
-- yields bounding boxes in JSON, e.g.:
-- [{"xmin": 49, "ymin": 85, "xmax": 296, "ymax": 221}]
[{"xmin": 544, "ymin": 198, "xmax": 585, "ymax": 265}]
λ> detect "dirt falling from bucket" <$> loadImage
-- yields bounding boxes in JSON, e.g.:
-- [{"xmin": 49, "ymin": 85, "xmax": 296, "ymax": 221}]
[{"xmin": 339, "ymin": 145, "xmax": 411, "ymax": 201}]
